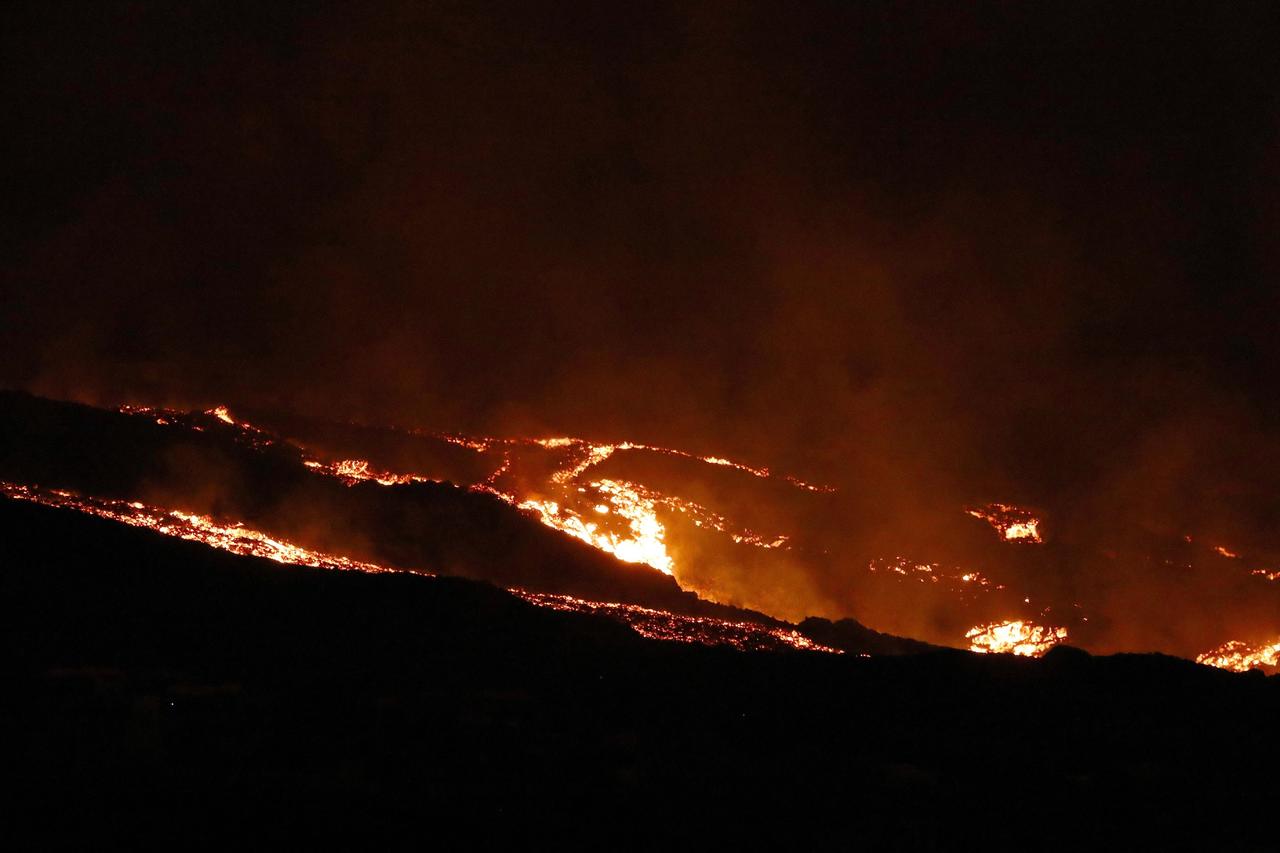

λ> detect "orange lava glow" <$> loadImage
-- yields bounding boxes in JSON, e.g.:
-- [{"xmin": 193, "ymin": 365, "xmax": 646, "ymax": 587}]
[
  {"xmin": 965, "ymin": 620, "xmax": 1067, "ymax": 656},
  {"xmin": 1, "ymin": 482, "xmax": 395, "ymax": 573},
  {"xmin": 1213, "ymin": 545, "xmax": 1239, "ymax": 558},
  {"xmin": 123, "ymin": 404, "xmax": 817, "ymax": 579},
  {"xmin": 464, "ymin": 434, "xmax": 805, "ymax": 575},
  {"xmin": 966, "ymin": 503, "xmax": 1043, "ymax": 543},
  {"xmin": 305, "ymin": 457, "xmax": 434, "ymax": 486},
  {"xmin": 513, "ymin": 591, "xmax": 840, "ymax": 653},
  {"xmin": 517, "ymin": 482, "xmax": 675, "ymax": 575},
  {"xmin": 1196, "ymin": 639, "xmax": 1280, "ymax": 672},
  {"xmin": 2, "ymin": 480, "xmax": 838, "ymax": 655},
  {"xmin": 867, "ymin": 557, "xmax": 999, "ymax": 600},
  {"xmin": 506, "ymin": 472, "xmax": 794, "ymax": 576},
  {"xmin": 121, "ymin": 405, "xmax": 436, "ymax": 489}
]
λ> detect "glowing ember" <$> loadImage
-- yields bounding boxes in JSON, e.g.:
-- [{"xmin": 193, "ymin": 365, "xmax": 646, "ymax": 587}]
[
  {"xmin": 308, "ymin": 458, "xmax": 434, "ymax": 487},
  {"xmin": 966, "ymin": 503, "xmax": 1043, "ymax": 543},
  {"xmin": 966, "ymin": 620, "xmax": 1067, "ymax": 656},
  {"xmin": 121, "ymin": 403, "xmax": 283, "ymax": 452},
  {"xmin": 701, "ymin": 455, "xmax": 768, "ymax": 478},
  {"xmin": 532, "ymin": 437, "xmax": 577, "ymax": 449},
  {"xmin": 1196, "ymin": 639, "xmax": 1280, "ymax": 673},
  {"xmin": 122, "ymin": 405, "xmax": 438, "ymax": 489},
  {"xmin": 1213, "ymin": 545, "xmax": 1239, "ymax": 558},
  {"xmin": 1251, "ymin": 569, "xmax": 1280, "ymax": 582},
  {"xmin": 514, "ymin": 591, "xmax": 840, "ymax": 653},
  {"xmin": 783, "ymin": 475, "xmax": 839, "ymax": 493},
  {"xmin": 868, "ymin": 557, "xmax": 999, "ymax": 598},
  {"xmin": 547, "ymin": 442, "xmax": 619, "ymax": 484},
  {"xmin": 438, "ymin": 434, "xmax": 491, "ymax": 452}
]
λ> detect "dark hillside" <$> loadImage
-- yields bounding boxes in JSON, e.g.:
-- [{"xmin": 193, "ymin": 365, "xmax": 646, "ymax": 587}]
[{"xmin": 3, "ymin": 497, "xmax": 1276, "ymax": 845}]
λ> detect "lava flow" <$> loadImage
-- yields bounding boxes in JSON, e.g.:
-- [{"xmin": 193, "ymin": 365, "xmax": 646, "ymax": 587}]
[
  {"xmin": 514, "ymin": 591, "xmax": 840, "ymax": 653},
  {"xmin": 98, "ymin": 402, "xmax": 1278, "ymax": 671},
  {"xmin": 1195, "ymin": 639, "xmax": 1280, "ymax": 673},
  {"xmin": 131, "ymin": 403, "xmax": 812, "ymax": 580},
  {"xmin": 517, "ymin": 485, "xmax": 673, "ymax": 574},
  {"xmin": 465, "ymin": 435, "xmax": 809, "ymax": 577},
  {"xmin": 0, "ymin": 482, "xmax": 397, "ymax": 574},
  {"xmin": 867, "ymin": 557, "xmax": 999, "ymax": 600},
  {"xmin": 965, "ymin": 620, "xmax": 1068, "ymax": 657},
  {"xmin": 966, "ymin": 503, "xmax": 1043, "ymax": 543},
  {"xmin": 0, "ymin": 480, "xmax": 831, "ymax": 655},
  {"xmin": 304, "ymin": 458, "xmax": 435, "ymax": 486}
]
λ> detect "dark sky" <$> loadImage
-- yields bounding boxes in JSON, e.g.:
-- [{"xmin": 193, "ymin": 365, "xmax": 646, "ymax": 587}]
[{"xmin": 3, "ymin": 0, "xmax": 1279, "ymax": 547}]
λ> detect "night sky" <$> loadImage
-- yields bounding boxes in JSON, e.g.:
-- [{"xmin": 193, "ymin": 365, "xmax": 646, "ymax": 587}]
[{"xmin": 4, "ymin": 1, "xmax": 1280, "ymax": 591}]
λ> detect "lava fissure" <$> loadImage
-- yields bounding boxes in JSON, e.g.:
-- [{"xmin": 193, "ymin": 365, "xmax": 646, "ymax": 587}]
[{"xmin": 0, "ymin": 480, "xmax": 832, "ymax": 654}]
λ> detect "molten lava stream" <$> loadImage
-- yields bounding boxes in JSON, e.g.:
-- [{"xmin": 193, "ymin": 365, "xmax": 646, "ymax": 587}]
[
  {"xmin": 512, "ymin": 591, "xmax": 839, "ymax": 653},
  {"xmin": 126, "ymin": 404, "xmax": 810, "ymax": 581},
  {"xmin": 966, "ymin": 620, "xmax": 1067, "ymax": 657},
  {"xmin": 1196, "ymin": 639, "xmax": 1280, "ymax": 673},
  {"xmin": 966, "ymin": 503, "xmax": 1043, "ymax": 543},
  {"xmin": 0, "ymin": 481, "xmax": 834, "ymax": 654}
]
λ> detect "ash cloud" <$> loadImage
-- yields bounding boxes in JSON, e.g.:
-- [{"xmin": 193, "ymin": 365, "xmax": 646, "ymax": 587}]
[{"xmin": 3, "ymin": 1, "xmax": 1280, "ymax": 651}]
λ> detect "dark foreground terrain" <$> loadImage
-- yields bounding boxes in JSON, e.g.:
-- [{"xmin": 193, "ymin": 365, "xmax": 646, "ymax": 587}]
[{"xmin": 4, "ymin": 498, "xmax": 1277, "ymax": 848}]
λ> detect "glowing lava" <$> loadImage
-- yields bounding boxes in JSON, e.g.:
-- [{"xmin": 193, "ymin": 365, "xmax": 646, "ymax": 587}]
[
  {"xmin": 514, "ymin": 591, "xmax": 840, "ymax": 653},
  {"xmin": 966, "ymin": 620, "xmax": 1067, "ymax": 656},
  {"xmin": 966, "ymin": 503, "xmax": 1043, "ymax": 543},
  {"xmin": 120, "ymin": 404, "xmax": 818, "ymax": 579},
  {"xmin": 1196, "ymin": 639, "xmax": 1280, "ymax": 673},
  {"xmin": 517, "ymin": 478, "xmax": 674, "ymax": 574},
  {"xmin": 304, "ymin": 458, "xmax": 435, "ymax": 486},
  {"xmin": 0, "ymin": 482, "xmax": 394, "ymax": 573},
  {"xmin": 1, "ymin": 481, "xmax": 835, "ymax": 655},
  {"xmin": 466, "ymin": 436, "xmax": 806, "ymax": 575},
  {"xmin": 867, "ymin": 557, "xmax": 999, "ymax": 599}
]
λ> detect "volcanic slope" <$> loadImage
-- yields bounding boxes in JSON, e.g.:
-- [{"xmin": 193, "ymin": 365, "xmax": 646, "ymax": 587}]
[
  {"xmin": 3, "ymin": 495, "xmax": 1277, "ymax": 846},
  {"xmin": 0, "ymin": 391, "xmax": 734, "ymax": 610},
  {"xmin": 0, "ymin": 390, "xmax": 917, "ymax": 654}
]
